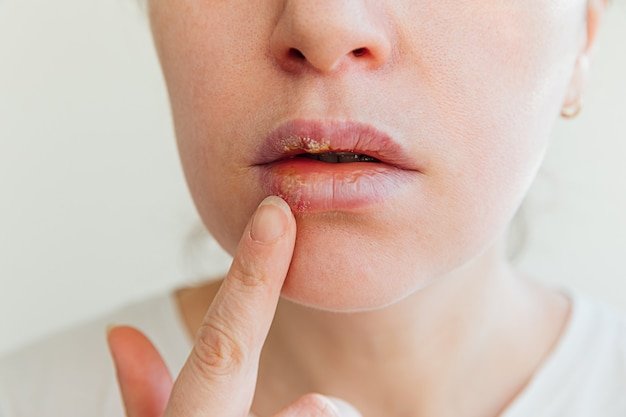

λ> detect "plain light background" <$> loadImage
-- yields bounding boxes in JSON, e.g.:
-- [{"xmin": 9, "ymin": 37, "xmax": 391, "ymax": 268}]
[{"xmin": 0, "ymin": 0, "xmax": 625, "ymax": 355}]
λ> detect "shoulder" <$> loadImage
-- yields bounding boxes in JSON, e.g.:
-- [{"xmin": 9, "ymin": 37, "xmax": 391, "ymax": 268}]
[
  {"xmin": 0, "ymin": 315, "xmax": 122, "ymax": 417},
  {"xmin": 560, "ymin": 288, "xmax": 626, "ymax": 414},
  {"xmin": 572, "ymin": 288, "xmax": 626, "ymax": 363},
  {"xmin": 516, "ymin": 286, "xmax": 626, "ymax": 416},
  {"xmin": 501, "ymin": 285, "xmax": 626, "ymax": 417},
  {"xmin": 0, "ymin": 289, "xmax": 190, "ymax": 417},
  {"xmin": 578, "ymin": 289, "xmax": 626, "ymax": 381}
]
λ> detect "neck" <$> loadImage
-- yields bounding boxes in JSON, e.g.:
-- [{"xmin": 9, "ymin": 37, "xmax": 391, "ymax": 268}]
[{"xmin": 253, "ymin": 237, "xmax": 570, "ymax": 417}]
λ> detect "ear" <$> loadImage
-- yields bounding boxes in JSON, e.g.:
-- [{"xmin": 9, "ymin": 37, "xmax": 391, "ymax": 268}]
[{"xmin": 561, "ymin": 0, "xmax": 609, "ymax": 113}]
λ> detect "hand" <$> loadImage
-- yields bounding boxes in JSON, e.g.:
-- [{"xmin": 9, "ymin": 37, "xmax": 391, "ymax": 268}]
[{"xmin": 106, "ymin": 196, "xmax": 360, "ymax": 417}]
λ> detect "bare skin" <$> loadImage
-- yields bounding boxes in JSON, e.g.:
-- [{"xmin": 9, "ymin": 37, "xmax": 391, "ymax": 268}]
[
  {"xmin": 108, "ymin": 0, "xmax": 609, "ymax": 416},
  {"xmin": 109, "ymin": 197, "xmax": 351, "ymax": 417},
  {"xmin": 174, "ymin": 232, "xmax": 571, "ymax": 417}
]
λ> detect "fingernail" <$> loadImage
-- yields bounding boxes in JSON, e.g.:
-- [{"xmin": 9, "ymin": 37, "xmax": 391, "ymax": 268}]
[
  {"xmin": 322, "ymin": 395, "xmax": 363, "ymax": 417},
  {"xmin": 250, "ymin": 196, "xmax": 291, "ymax": 243}
]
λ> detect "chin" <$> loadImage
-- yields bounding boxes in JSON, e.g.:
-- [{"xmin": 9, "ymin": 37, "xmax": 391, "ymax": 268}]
[
  {"xmin": 276, "ymin": 205, "xmax": 507, "ymax": 313},
  {"xmin": 277, "ymin": 219, "xmax": 437, "ymax": 313}
]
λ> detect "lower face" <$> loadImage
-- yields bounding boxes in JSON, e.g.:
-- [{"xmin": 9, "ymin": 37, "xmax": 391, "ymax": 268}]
[{"xmin": 148, "ymin": 0, "xmax": 585, "ymax": 311}]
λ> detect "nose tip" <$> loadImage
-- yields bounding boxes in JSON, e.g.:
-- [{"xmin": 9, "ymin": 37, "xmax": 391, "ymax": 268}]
[{"xmin": 269, "ymin": 2, "xmax": 393, "ymax": 74}]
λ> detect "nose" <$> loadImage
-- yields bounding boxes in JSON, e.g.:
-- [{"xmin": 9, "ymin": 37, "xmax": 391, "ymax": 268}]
[{"xmin": 269, "ymin": 1, "xmax": 393, "ymax": 74}]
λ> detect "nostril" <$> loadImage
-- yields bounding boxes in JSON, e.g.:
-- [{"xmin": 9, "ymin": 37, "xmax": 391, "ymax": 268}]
[
  {"xmin": 288, "ymin": 48, "xmax": 306, "ymax": 60},
  {"xmin": 352, "ymin": 47, "xmax": 368, "ymax": 57}
]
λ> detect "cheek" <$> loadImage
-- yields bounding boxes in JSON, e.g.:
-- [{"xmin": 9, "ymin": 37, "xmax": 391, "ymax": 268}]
[
  {"xmin": 150, "ymin": 1, "xmax": 278, "ymax": 252},
  {"xmin": 410, "ymin": 1, "xmax": 582, "ymax": 203}
]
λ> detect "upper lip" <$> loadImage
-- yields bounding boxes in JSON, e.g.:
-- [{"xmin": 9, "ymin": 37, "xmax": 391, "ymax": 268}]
[{"xmin": 253, "ymin": 119, "xmax": 421, "ymax": 171}]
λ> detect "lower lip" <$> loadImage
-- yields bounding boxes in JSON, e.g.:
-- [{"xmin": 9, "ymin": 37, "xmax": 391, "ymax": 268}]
[{"xmin": 257, "ymin": 157, "xmax": 419, "ymax": 212}]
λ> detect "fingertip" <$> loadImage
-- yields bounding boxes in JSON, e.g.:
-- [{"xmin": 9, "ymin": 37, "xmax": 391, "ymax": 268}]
[
  {"xmin": 105, "ymin": 323, "xmax": 127, "ymax": 345},
  {"xmin": 105, "ymin": 325, "xmax": 173, "ymax": 417},
  {"xmin": 276, "ymin": 393, "xmax": 361, "ymax": 417},
  {"xmin": 106, "ymin": 326, "xmax": 168, "ymax": 376},
  {"xmin": 250, "ymin": 196, "xmax": 294, "ymax": 244},
  {"xmin": 106, "ymin": 325, "xmax": 140, "ymax": 352},
  {"xmin": 325, "ymin": 396, "xmax": 363, "ymax": 417},
  {"xmin": 259, "ymin": 195, "xmax": 293, "ymax": 218}
]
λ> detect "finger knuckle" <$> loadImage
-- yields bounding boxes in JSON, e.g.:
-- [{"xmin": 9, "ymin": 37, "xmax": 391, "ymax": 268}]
[
  {"xmin": 229, "ymin": 255, "xmax": 267, "ymax": 288},
  {"xmin": 191, "ymin": 319, "xmax": 247, "ymax": 378}
]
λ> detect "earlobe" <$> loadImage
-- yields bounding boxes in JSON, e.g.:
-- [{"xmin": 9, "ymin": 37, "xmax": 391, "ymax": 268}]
[
  {"xmin": 560, "ymin": 0, "xmax": 608, "ymax": 120},
  {"xmin": 561, "ymin": 54, "xmax": 589, "ymax": 119}
]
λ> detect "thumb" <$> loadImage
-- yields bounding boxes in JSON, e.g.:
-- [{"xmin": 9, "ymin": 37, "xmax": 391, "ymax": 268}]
[
  {"xmin": 106, "ymin": 325, "xmax": 174, "ymax": 417},
  {"xmin": 325, "ymin": 396, "xmax": 363, "ymax": 417}
]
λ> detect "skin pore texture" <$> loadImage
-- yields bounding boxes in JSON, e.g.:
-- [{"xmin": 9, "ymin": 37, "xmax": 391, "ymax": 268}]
[{"xmin": 148, "ymin": 0, "xmax": 608, "ymax": 415}]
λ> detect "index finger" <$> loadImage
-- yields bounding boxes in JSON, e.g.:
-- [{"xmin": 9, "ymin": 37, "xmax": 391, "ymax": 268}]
[{"xmin": 165, "ymin": 195, "xmax": 296, "ymax": 417}]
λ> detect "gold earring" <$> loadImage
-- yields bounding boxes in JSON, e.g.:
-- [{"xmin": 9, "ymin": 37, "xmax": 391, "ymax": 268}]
[{"xmin": 561, "ymin": 96, "xmax": 583, "ymax": 119}]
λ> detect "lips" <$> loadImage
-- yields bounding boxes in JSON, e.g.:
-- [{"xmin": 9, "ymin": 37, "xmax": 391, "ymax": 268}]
[
  {"xmin": 252, "ymin": 119, "xmax": 420, "ymax": 171},
  {"xmin": 252, "ymin": 119, "xmax": 422, "ymax": 212}
]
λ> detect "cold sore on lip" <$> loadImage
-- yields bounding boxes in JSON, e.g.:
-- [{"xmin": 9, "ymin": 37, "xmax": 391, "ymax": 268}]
[
  {"xmin": 259, "ymin": 146, "xmax": 415, "ymax": 212},
  {"xmin": 253, "ymin": 120, "xmax": 421, "ymax": 212}
]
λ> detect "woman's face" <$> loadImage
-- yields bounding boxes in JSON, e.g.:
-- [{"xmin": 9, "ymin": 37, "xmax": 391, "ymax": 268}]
[{"xmin": 148, "ymin": 0, "xmax": 587, "ymax": 311}]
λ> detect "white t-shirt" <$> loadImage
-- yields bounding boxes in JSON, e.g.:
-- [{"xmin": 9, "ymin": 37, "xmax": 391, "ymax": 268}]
[{"xmin": 1, "ymin": 285, "xmax": 625, "ymax": 417}]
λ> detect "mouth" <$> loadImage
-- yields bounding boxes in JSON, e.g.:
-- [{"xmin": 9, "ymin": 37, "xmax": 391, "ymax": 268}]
[
  {"xmin": 252, "ymin": 119, "xmax": 422, "ymax": 213},
  {"xmin": 284, "ymin": 151, "xmax": 381, "ymax": 164},
  {"xmin": 252, "ymin": 119, "xmax": 420, "ymax": 170}
]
